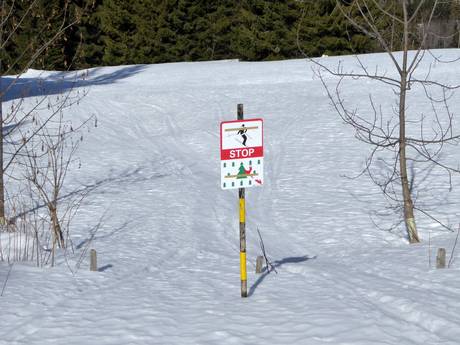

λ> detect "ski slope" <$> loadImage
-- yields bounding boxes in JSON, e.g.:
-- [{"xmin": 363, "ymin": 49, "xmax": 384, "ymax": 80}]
[{"xmin": 1, "ymin": 50, "xmax": 460, "ymax": 345}]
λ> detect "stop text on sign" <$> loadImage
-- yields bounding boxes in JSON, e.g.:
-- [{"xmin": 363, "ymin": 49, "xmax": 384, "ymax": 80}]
[
  {"xmin": 221, "ymin": 146, "xmax": 263, "ymax": 160},
  {"xmin": 231, "ymin": 148, "xmax": 254, "ymax": 158}
]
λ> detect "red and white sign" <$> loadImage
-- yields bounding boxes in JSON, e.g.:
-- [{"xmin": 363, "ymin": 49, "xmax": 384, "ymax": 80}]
[{"xmin": 220, "ymin": 119, "xmax": 264, "ymax": 190}]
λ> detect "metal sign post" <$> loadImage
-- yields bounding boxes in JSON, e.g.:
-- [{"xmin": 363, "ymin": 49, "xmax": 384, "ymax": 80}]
[
  {"xmin": 237, "ymin": 104, "xmax": 247, "ymax": 298},
  {"xmin": 220, "ymin": 104, "xmax": 264, "ymax": 298}
]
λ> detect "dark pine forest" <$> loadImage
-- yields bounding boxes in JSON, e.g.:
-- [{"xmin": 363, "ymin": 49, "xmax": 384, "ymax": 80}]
[{"xmin": 1, "ymin": 0, "xmax": 459, "ymax": 73}]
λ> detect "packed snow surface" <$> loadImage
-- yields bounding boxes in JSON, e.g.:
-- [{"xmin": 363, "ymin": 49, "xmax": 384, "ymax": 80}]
[{"xmin": 1, "ymin": 50, "xmax": 460, "ymax": 344}]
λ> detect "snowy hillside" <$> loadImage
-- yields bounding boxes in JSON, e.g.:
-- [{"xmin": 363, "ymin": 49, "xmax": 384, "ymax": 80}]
[{"xmin": 1, "ymin": 50, "xmax": 460, "ymax": 345}]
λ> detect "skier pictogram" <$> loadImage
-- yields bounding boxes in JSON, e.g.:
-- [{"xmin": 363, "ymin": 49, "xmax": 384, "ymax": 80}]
[
  {"xmin": 223, "ymin": 123, "xmax": 259, "ymax": 148},
  {"xmin": 223, "ymin": 162, "xmax": 259, "ymax": 180},
  {"xmin": 237, "ymin": 162, "xmax": 252, "ymax": 178},
  {"xmin": 237, "ymin": 124, "xmax": 248, "ymax": 146}
]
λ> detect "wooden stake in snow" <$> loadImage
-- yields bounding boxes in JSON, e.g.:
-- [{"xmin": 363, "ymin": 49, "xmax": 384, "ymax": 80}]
[
  {"xmin": 428, "ymin": 231, "xmax": 432, "ymax": 269},
  {"xmin": 256, "ymin": 256, "xmax": 264, "ymax": 274},
  {"xmin": 90, "ymin": 249, "xmax": 97, "ymax": 271},
  {"xmin": 436, "ymin": 248, "xmax": 446, "ymax": 269}
]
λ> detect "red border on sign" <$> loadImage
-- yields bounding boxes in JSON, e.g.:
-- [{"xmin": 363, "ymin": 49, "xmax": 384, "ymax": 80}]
[{"xmin": 220, "ymin": 118, "xmax": 264, "ymax": 158}]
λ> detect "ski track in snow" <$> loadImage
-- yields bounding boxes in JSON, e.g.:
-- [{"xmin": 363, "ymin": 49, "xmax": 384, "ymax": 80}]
[{"xmin": 1, "ymin": 52, "xmax": 460, "ymax": 344}]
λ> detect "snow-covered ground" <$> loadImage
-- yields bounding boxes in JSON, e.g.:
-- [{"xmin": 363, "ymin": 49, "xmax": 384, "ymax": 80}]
[{"xmin": 1, "ymin": 50, "xmax": 460, "ymax": 345}]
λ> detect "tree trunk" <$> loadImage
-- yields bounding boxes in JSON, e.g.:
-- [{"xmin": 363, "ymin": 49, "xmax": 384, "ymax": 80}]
[
  {"xmin": 399, "ymin": 134, "xmax": 419, "ymax": 243},
  {"xmin": 0, "ymin": 16, "xmax": 5, "ymax": 224},
  {"xmin": 49, "ymin": 203, "xmax": 65, "ymax": 248},
  {"xmin": 399, "ymin": 77, "xmax": 419, "ymax": 243},
  {"xmin": 399, "ymin": 2, "xmax": 420, "ymax": 244},
  {"xmin": 0, "ymin": 70, "xmax": 5, "ymax": 225}
]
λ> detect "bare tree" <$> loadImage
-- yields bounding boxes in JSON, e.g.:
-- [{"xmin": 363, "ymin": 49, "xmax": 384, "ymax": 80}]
[
  {"xmin": 0, "ymin": 0, "xmax": 83, "ymax": 224},
  {"xmin": 304, "ymin": 0, "xmax": 460, "ymax": 243},
  {"xmin": 20, "ymin": 108, "xmax": 95, "ymax": 265}
]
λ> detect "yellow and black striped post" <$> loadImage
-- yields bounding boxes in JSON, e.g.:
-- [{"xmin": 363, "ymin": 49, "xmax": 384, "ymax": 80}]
[{"xmin": 237, "ymin": 103, "xmax": 248, "ymax": 298}]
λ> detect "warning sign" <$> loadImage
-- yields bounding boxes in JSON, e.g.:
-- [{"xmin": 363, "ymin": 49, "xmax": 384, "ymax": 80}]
[{"xmin": 220, "ymin": 119, "xmax": 263, "ymax": 190}]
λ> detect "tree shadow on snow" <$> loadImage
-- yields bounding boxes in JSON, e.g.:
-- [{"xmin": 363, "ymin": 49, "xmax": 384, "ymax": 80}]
[
  {"xmin": 75, "ymin": 220, "xmax": 131, "ymax": 250},
  {"xmin": 98, "ymin": 264, "xmax": 113, "ymax": 272},
  {"xmin": 1, "ymin": 65, "xmax": 148, "ymax": 102},
  {"xmin": 249, "ymin": 255, "xmax": 317, "ymax": 297},
  {"xmin": 9, "ymin": 166, "xmax": 167, "ymax": 225}
]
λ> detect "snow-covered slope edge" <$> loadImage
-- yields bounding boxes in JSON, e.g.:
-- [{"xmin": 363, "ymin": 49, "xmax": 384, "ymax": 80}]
[{"xmin": 1, "ymin": 51, "xmax": 460, "ymax": 345}]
